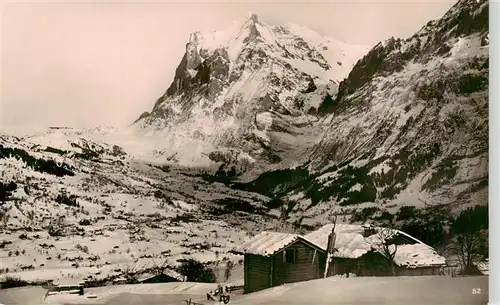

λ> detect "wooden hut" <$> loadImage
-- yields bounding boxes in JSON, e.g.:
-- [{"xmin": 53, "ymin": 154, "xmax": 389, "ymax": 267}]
[
  {"xmin": 234, "ymin": 231, "xmax": 326, "ymax": 294},
  {"xmin": 305, "ymin": 223, "xmax": 447, "ymax": 277}
]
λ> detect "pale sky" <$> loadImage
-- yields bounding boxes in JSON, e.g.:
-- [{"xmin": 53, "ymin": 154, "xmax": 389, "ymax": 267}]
[{"xmin": 1, "ymin": 0, "xmax": 455, "ymax": 129}]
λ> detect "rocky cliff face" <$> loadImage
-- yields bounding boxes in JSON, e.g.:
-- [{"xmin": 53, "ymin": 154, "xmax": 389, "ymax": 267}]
[
  {"xmin": 134, "ymin": 13, "xmax": 368, "ymax": 172},
  {"xmin": 234, "ymin": 0, "xmax": 489, "ymax": 223}
]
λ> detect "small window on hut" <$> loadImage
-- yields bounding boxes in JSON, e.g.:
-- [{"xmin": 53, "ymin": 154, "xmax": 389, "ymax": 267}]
[{"xmin": 285, "ymin": 249, "xmax": 297, "ymax": 264}]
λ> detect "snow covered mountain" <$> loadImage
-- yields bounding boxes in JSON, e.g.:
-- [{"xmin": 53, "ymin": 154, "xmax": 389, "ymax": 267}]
[
  {"xmin": 235, "ymin": 0, "xmax": 489, "ymax": 224},
  {"xmin": 134, "ymin": 13, "xmax": 369, "ymax": 172}
]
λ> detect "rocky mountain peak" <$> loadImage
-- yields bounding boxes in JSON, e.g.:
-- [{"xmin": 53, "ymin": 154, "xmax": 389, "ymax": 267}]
[
  {"xmin": 134, "ymin": 16, "xmax": 369, "ymax": 168},
  {"xmin": 241, "ymin": 12, "xmax": 262, "ymax": 43},
  {"xmin": 245, "ymin": 12, "xmax": 260, "ymax": 23}
]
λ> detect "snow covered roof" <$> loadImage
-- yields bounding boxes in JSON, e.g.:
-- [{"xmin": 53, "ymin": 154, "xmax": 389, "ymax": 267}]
[
  {"xmin": 473, "ymin": 260, "xmax": 489, "ymax": 275},
  {"xmin": 137, "ymin": 269, "xmax": 185, "ymax": 282},
  {"xmin": 165, "ymin": 269, "xmax": 185, "ymax": 281},
  {"xmin": 54, "ymin": 279, "xmax": 83, "ymax": 287},
  {"xmin": 392, "ymin": 244, "xmax": 446, "ymax": 268},
  {"xmin": 304, "ymin": 224, "xmax": 446, "ymax": 267},
  {"xmin": 235, "ymin": 231, "xmax": 324, "ymax": 257},
  {"xmin": 113, "ymin": 277, "xmax": 127, "ymax": 282},
  {"xmin": 305, "ymin": 224, "xmax": 373, "ymax": 258}
]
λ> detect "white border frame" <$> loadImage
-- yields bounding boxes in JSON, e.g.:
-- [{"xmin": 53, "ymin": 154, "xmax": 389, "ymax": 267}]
[
  {"xmin": 489, "ymin": 1, "xmax": 499, "ymax": 305},
  {"xmin": 0, "ymin": 1, "xmax": 497, "ymax": 304}
]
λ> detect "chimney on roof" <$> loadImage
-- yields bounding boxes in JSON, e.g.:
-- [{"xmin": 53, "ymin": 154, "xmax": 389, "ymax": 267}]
[{"xmin": 362, "ymin": 223, "xmax": 376, "ymax": 237}]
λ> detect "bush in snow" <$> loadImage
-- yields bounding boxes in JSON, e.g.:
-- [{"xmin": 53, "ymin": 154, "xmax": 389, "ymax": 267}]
[
  {"xmin": 75, "ymin": 244, "xmax": 89, "ymax": 254},
  {"xmin": 177, "ymin": 258, "xmax": 216, "ymax": 283},
  {"xmin": 55, "ymin": 192, "xmax": 79, "ymax": 207},
  {"xmin": 0, "ymin": 276, "xmax": 28, "ymax": 289},
  {"xmin": 0, "ymin": 181, "xmax": 17, "ymax": 205}
]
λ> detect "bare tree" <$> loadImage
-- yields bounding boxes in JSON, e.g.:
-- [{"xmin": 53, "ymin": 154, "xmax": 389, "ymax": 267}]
[
  {"xmin": 451, "ymin": 206, "xmax": 488, "ymax": 275},
  {"xmin": 454, "ymin": 233, "xmax": 487, "ymax": 275},
  {"xmin": 150, "ymin": 257, "xmax": 170, "ymax": 276},
  {"xmin": 123, "ymin": 263, "xmax": 138, "ymax": 282},
  {"xmin": 279, "ymin": 204, "xmax": 288, "ymax": 220},
  {"xmin": 375, "ymin": 226, "xmax": 398, "ymax": 276},
  {"xmin": 0, "ymin": 211, "xmax": 9, "ymax": 228},
  {"xmin": 224, "ymin": 261, "xmax": 234, "ymax": 282}
]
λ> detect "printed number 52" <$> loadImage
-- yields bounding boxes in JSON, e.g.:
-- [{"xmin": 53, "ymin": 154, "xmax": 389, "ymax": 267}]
[{"xmin": 472, "ymin": 288, "xmax": 482, "ymax": 295}]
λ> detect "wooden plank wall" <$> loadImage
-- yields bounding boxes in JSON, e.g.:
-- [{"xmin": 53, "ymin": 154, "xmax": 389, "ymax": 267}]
[
  {"xmin": 395, "ymin": 266, "xmax": 441, "ymax": 276},
  {"xmin": 244, "ymin": 254, "xmax": 271, "ymax": 294},
  {"xmin": 329, "ymin": 257, "xmax": 360, "ymax": 276},
  {"xmin": 329, "ymin": 253, "xmax": 442, "ymax": 277},
  {"xmin": 318, "ymin": 252, "xmax": 326, "ymax": 277},
  {"xmin": 272, "ymin": 241, "xmax": 320, "ymax": 286}
]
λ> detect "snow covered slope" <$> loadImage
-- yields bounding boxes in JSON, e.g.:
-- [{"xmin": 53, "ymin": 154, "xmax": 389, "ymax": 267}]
[
  {"xmin": 134, "ymin": 13, "xmax": 368, "ymax": 172},
  {"xmin": 0, "ymin": 129, "xmax": 299, "ymax": 284}
]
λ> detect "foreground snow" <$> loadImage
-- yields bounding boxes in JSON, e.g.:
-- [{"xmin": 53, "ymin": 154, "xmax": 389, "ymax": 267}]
[
  {"xmin": 232, "ymin": 276, "xmax": 488, "ymax": 305},
  {"xmin": 45, "ymin": 282, "xmax": 218, "ymax": 305},
  {"xmin": 0, "ymin": 276, "xmax": 488, "ymax": 305}
]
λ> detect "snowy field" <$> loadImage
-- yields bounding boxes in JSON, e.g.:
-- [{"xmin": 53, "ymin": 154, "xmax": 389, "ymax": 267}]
[
  {"xmin": 0, "ymin": 131, "xmax": 289, "ymax": 285},
  {"xmin": 232, "ymin": 275, "xmax": 489, "ymax": 305},
  {"xmin": 0, "ymin": 275, "xmax": 488, "ymax": 305}
]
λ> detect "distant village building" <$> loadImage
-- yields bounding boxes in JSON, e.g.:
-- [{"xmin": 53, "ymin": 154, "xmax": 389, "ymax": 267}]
[
  {"xmin": 46, "ymin": 280, "xmax": 85, "ymax": 296},
  {"xmin": 472, "ymin": 259, "xmax": 489, "ymax": 275},
  {"xmin": 112, "ymin": 277, "xmax": 128, "ymax": 285},
  {"xmin": 235, "ymin": 224, "xmax": 446, "ymax": 293}
]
